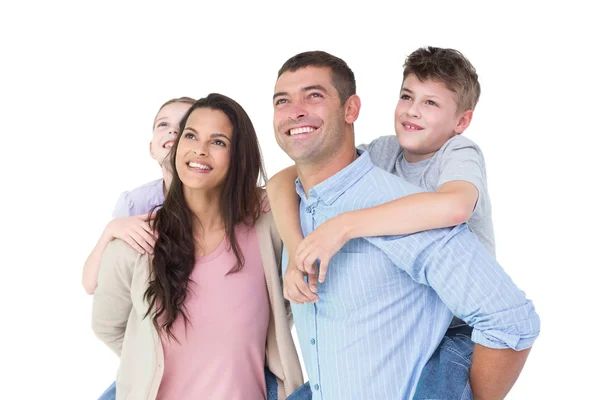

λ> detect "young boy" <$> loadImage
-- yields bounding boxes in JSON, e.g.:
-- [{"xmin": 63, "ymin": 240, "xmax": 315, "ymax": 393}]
[
  {"xmin": 267, "ymin": 46, "xmax": 495, "ymax": 397},
  {"xmin": 81, "ymin": 96, "xmax": 195, "ymax": 295}
]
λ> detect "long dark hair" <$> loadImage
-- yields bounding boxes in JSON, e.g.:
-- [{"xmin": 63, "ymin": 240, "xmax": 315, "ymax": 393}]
[{"xmin": 144, "ymin": 93, "xmax": 267, "ymax": 340}]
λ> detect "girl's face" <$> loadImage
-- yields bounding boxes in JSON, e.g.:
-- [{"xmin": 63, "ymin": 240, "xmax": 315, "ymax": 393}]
[{"xmin": 150, "ymin": 102, "xmax": 193, "ymax": 165}]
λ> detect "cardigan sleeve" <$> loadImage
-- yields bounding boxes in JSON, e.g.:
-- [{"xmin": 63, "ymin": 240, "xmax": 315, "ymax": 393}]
[{"xmin": 92, "ymin": 239, "xmax": 138, "ymax": 356}]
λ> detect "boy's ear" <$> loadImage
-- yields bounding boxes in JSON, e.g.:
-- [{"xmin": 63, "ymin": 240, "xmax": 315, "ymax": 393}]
[
  {"xmin": 149, "ymin": 141, "xmax": 156, "ymax": 159},
  {"xmin": 455, "ymin": 110, "xmax": 473, "ymax": 134},
  {"xmin": 344, "ymin": 94, "xmax": 361, "ymax": 124}
]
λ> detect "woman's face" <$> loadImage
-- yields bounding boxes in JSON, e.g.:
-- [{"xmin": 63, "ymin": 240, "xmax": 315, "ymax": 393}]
[{"xmin": 175, "ymin": 107, "xmax": 233, "ymax": 193}]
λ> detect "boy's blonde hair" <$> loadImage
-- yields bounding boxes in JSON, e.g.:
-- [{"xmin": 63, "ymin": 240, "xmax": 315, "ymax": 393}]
[{"xmin": 403, "ymin": 47, "xmax": 480, "ymax": 113}]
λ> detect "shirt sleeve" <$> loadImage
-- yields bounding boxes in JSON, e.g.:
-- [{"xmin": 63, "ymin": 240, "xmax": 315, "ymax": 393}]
[
  {"xmin": 437, "ymin": 138, "xmax": 487, "ymax": 210},
  {"xmin": 366, "ymin": 224, "xmax": 540, "ymax": 351},
  {"xmin": 91, "ymin": 239, "xmax": 136, "ymax": 356},
  {"xmin": 111, "ymin": 191, "xmax": 133, "ymax": 218}
]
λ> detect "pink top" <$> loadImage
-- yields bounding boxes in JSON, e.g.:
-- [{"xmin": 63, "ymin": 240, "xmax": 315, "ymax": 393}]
[{"xmin": 156, "ymin": 225, "xmax": 270, "ymax": 400}]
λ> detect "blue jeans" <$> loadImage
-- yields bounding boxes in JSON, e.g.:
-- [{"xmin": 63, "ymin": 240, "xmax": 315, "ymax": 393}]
[
  {"xmin": 413, "ymin": 325, "xmax": 475, "ymax": 400},
  {"xmin": 98, "ymin": 368, "xmax": 311, "ymax": 400},
  {"xmin": 265, "ymin": 368, "xmax": 312, "ymax": 400}
]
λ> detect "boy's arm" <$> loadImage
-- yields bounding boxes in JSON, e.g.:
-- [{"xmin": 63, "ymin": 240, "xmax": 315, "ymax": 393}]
[
  {"xmin": 266, "ymin": 166, "xmax": 319, "ymax": 304},
  {"xmin": 295, "ymin": 181, "xmax": 478, "ymax": 282},
  {"xmin": 296, "ymin": 137, "xmax": 485, "ymax": 282}
]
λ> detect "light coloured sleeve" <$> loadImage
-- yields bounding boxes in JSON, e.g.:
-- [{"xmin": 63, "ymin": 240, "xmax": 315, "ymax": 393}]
[
  {"xmin": 367, "ymin": 224, "xmax": 540, "ymax": 351},
  {"xmin": 111, "ymin": 191, "xmax": 133, "ymax": 218},
  {"xmin": 437, "ymin": 138, "xmax": 487, "ymax": 209},
  {"xmin": 91, "ymin": 239, "xmax": 136, "ymax": 356}
]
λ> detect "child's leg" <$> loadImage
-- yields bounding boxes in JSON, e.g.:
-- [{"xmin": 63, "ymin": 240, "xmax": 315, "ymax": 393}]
[
  {"xmin": 413, "ymin": 326, "xmax": 474, "ymax": 400},
  {"xmin": 265, "ymin": 367, "xmax": 312, "ymax": 400},
  {"xmin": 265, "ymin": 367, "xmax": 279, "ymax": 400},
  {"xmin": 97, "ymin": 381, "xmax": 116, "ymax": 400}
]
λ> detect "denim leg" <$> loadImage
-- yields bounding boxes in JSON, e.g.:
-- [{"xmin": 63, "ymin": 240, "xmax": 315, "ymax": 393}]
[
  {"xmin": 265, "ymin": 368, "xmax": 279, "ymax": 400},
  {"xmin": 97, "ymin": 381, "xmax": 116, "ymax": 400},
  {"xmin": 265, "ymin": 367, "xmax": 312, "ymax": 400},
  {"xmin": 413, "ymin": 327, "xmax": 474, "ymax": 400},
  {"xmin": 286, "ymin": 382, "xmax": 312, "ymax": 400}
]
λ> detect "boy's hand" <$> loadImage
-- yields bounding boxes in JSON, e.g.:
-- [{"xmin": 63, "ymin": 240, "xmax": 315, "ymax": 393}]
[
  {"xmin": 105, "ymin": 213, "xmax": 157, "ymax": 254},
  {"xmin": 295, "ymin": 213, "xmax": 352, "ymax": 283},
  {"xmin": 283, "ymin": 261, "xmax": 319, "ymax": 304}
]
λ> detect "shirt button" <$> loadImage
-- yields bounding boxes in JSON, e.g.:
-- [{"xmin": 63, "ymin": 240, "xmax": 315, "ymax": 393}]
[
  {"xmin": 314, "ymin": 384, "xmax": 320, "ymax": 391},
  {"xmin": 310, "ymin": 338, "xmax": 316, "ymax": 345}
]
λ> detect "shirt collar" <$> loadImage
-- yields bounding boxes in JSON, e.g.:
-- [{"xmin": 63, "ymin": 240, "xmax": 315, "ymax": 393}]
[{"xmin": 295, "ymin": 149, "xmax": 374, "ymax": 206}]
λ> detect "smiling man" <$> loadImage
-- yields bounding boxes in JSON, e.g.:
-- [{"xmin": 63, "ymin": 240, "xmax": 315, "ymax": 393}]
[{"xmin": 268, "ymin": 51, "xmax": 540, "ymax": 400}]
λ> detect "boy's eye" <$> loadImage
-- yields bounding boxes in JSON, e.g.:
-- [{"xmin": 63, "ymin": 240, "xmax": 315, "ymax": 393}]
[
  {"xmin": 157, "ymin": 122, "xmax": 168, "ymax": 128},
  {"xmin": 400, "ymin": 94, "xmax": 411, "ymax": 100},
  {"xmin": 426, "ymin": 100, "xmax": 438, "ymax": 106}
]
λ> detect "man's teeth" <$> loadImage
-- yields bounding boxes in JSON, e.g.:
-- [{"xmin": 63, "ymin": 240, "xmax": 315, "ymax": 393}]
[
  {"xmin": 290, "ymin": 127, "xmax": 316, "ymax": 136},
  {"xmin": 188, "ymin": 162, "xmax": 211, "ymax": 170}
]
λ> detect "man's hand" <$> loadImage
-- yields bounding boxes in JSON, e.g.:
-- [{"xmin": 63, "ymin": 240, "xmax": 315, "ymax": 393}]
[
  {"xmin": 105, "ymin": 213, "xmax": 157, "ymax": 254},
  {"xmin": 283, "ymin": 261, "xmax": 319, "ymax": 304},
  {"xmin": 295, "ymin": 213, "xmax": 352, "ymax": 283}
]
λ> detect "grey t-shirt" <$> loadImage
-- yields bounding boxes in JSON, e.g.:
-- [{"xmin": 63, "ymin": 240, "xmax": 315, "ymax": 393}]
[{"xmin": 359, "ymin": 134, "xmax": 495, "ymax": 257}]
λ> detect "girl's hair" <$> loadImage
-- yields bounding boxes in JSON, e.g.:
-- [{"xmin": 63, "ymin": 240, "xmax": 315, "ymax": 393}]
[{"xmin": 152, "ymin": 97, "xmax": 196, "ymax": 128}]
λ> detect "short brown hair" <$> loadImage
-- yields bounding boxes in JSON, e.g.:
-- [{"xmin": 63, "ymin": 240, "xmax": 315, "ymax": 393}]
[
  {"xmin": 403, "ymin": 47, "xmax": 480, "ymax": 113},
  {"xmin": 277, "ymin": 51, "xmax": 356, "ymax": 105}
]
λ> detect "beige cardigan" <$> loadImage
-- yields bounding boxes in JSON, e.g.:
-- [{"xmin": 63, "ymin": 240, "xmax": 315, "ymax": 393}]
[{"xmin": 92, "ymin": 210, "xmax": 304, "ymax": 400}]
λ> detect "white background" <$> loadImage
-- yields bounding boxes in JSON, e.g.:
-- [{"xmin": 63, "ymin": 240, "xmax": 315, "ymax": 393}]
[{"xmin": 1, "ymin": 1, "xmax": 598, "ymax": 399}]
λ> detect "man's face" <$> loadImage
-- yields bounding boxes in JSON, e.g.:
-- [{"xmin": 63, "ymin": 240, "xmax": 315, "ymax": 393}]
[{"xmin": 273, "ymin": 66, "xmax": 346, "ymax": 164}]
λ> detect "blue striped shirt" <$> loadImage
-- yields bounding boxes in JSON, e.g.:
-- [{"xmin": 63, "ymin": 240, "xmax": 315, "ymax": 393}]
[{"xmin": 283, "ymin": 150, "xmax": 540, "ymax": 399}]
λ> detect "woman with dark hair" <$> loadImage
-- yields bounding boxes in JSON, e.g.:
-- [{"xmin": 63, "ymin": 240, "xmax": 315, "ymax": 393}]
[{"xmin": 92, "ymin": 93, "xmax": 309, "ymax": 400}]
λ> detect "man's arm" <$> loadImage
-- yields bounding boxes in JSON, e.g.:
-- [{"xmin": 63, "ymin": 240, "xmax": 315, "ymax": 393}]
[
  {"xmin": 470, "ymin": 345, "xmax": 531, "ymax": 400},
  {"xmin": 266, "ymin": 166, "xmax": 319, "ymax": 303},
  {"xmin": 367, "ymin": 224, "xmax": 540, "ymax": 398}
]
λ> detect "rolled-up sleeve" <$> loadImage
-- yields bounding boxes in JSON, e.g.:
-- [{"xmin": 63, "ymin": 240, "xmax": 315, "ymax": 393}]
[{"xmin": 368, "ymin": 223, "xmax": 540, "ymax": 351}]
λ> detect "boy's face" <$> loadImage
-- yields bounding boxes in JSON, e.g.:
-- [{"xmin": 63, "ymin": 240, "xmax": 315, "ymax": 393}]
[
  {"xmin": 394, "ymin": 74, "xmax": 472, "ymax": 162},
  {"xmin": 150, "ymin": 102, "xmax": 193, "ymax": 166}
]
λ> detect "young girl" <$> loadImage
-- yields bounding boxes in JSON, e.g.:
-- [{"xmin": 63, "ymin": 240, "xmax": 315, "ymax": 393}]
[
  {"xmin": 92, "ymin": 94, "xmax": 309, "ymax": 400},
  {"xmin": 82, "ymin": 97, "xmax": 196, "ymax": 295}
]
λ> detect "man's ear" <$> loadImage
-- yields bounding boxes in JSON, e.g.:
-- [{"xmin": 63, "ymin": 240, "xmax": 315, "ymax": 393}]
[{"xmin": 345, "ymin": 94, "xmax": 361, "ymax": 124}]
